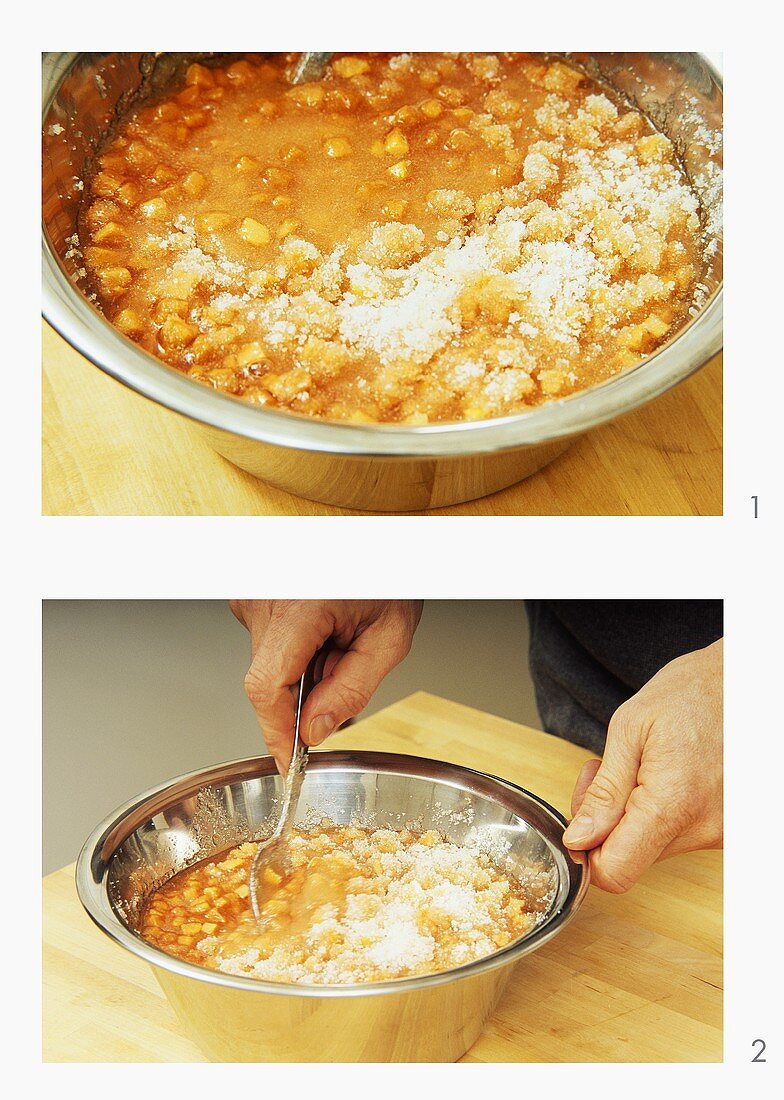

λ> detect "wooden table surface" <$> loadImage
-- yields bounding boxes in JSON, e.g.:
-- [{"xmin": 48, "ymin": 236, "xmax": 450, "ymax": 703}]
[
  {"xmin": 42, "ymin": 323, "xmax": 722, "ymax": 516},
  {"xmin": 43, "ymin": 692, "xmax": 722, "ymax": 1063}
]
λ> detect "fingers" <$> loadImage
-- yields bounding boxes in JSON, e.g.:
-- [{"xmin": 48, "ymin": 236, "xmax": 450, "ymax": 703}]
[
  {"xmin": 238, "ymin": 600, "xmax": 418, "ymax": 773},
  {"xmin": 587, "ymin": 789, "xmax": 678, "ymax": 893},
  {"xmin": 657, "ymin": 826, "xmax": 723, "ymax": 863},
  {"xmin": 570, "ymin": 758, "xmax": 601, "ymax": 818},
  {"xmin": 590, "ymin": 807, "xmax": 722, "ymax": 892},
  {"xmin": 562, "ymin": 705, "xmax": 640, "ymax": 853},
  {"xmin": 300, "ymin": 631, "xmax": 410, "ymax": 745},
  {"xmin": 243, "ymin": 605, "xmax": 332, "ymax": 773},
  {"xmin": 565, "ymin": 758, "xmax": 601, "ymax": 863},
  {"xmin": 571, "ymin": 743, "xmax": 717, "ymax": 893}
]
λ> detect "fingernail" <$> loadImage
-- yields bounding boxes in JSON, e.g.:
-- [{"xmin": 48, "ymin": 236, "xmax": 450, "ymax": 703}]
[
  {"xmin": 308, "ymin": 714, "xmax": 335, "ymax": 746},
  {"xmin": 563, "ymin": 813, "xmax": 593, "ymax": 845}
]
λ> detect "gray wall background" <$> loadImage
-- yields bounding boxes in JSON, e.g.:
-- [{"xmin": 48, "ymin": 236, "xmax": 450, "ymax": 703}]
[{"xmin": 43, "ymin": 600, "xmax": 538, "ymax": 874}]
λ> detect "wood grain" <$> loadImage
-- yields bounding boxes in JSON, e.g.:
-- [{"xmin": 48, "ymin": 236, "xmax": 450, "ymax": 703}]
[
  {"xmin": 42, "ymin": 322, "xmax": 722, "ymax": 516},
  {"xmin": 43, "ymin": 692, "xmax": 722, "ymax": 1062}
]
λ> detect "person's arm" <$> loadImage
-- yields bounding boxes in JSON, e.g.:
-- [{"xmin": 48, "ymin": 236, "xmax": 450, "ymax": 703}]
[
  {"xmin": 230, "ymin": 600, "xmax": 423, "ymax": 772},
  {"xmin": 563, "ymin": 638, "xmax": 723, "ymax": 892}
]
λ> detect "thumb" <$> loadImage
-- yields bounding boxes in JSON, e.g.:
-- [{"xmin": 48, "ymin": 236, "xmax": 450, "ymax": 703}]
[
  {"xmin": 300, "ymin": 646, "xmax": 396, "ymax": 746},
  {"xmin": 563, "ymin": 719, "xmax": 640, "ymax": 851}
]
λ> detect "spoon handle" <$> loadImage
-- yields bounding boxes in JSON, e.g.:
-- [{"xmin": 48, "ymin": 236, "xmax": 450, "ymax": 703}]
[
  {"xmin": 248, "ymin": 642, "xmax": 331, "ymax": 921},
  {"xmin": 290, "ymin": 52, "xmax": 333, "ymax": 85},
  {"xmin": 276, "ymin": 641, "xmax": 330, "ymax": 831}
]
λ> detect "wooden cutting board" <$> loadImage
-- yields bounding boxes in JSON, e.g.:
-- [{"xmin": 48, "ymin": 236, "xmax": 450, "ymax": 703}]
[
  {"xmin": 42, "ymin": 322, "xmax": 723, "ymax": 516},
  {"xmin": 42, "ymin": 692, "xmax": 722, "ymax": 1062}
]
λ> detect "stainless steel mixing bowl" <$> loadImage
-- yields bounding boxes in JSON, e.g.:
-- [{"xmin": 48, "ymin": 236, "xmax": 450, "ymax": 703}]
[
  {"xmin": 43, "ymin": 53, "xmax": 722, "ymax": 511},
  {"xmin": 76, "ymin": 751, "xmax": 589, "ymax": 1062}
]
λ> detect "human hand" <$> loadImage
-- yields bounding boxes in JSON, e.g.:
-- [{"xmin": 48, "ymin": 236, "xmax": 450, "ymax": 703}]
[
  {"xmin": 563, "ymin": 639, "xmax": 723, "ymax": 893},
  {"xmin": 230, "ymin": 600, "xmax": 423, "ymax": 772}
]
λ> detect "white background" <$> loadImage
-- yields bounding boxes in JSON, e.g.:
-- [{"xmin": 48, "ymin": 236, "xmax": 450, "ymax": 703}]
[{"xmin": 7, "ymin": 0, "xmax": 783, "ymax": 1090}]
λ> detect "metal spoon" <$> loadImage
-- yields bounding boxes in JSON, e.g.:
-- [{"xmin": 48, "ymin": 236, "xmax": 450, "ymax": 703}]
[
  {"xmin": 290, "ymin": 52, "xmax": 333, "ymax": 85},
  {"xmin": 248, "ymin": 643, "xmax": 329, "ymax": 922}
]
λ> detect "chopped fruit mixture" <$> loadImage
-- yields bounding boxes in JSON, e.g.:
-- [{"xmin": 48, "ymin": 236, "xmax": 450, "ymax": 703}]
[
  {"xmin": 81, "ymin": 53, "xmax": 707, "ymax": 424},
  {"xmin": 139, "ymin": 823, "xmax": 553, "ymax": 984}
]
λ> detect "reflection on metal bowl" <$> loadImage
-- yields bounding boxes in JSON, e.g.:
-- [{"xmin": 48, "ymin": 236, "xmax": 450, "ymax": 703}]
[
  {"xmin": 76, "ymin": 751, "xmax": 589, "ymax": 1062},
  {"xmin": 43, "ymin": 53, "xmax": 722, "ymax": 511}
]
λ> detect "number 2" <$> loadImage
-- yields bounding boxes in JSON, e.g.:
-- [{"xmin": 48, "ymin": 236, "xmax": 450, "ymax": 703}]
[{"xmin": 752, "ymin": 1038, "xmax": 767, "ymax": 1062}]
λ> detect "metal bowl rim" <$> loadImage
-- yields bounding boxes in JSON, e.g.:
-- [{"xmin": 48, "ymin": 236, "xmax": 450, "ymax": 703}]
[
  {"xmin": 75, "ymin": 749, "xmax": 590, "ymax": 999},
  {"xmin": 42, "ymin": 51, "xmax": 723, "ymax": 460}
]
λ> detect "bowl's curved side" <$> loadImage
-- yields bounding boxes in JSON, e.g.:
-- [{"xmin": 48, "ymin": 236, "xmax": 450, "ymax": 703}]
[
  {"xmin": 154, "ymin": 953, "xmax": 514, "ymax": 1061},
  {"xmin": 194, "ymin": 423, "xmax": 575, "ymax": 509}
]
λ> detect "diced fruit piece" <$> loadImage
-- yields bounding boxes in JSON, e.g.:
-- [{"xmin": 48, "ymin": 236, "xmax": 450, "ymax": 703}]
[
  {"xmin": 239, "ymin": 218, "xmax": 271, "ymax": 246},
  {"xmin": 324, "ymin": 136, "xmax": 352, "ymax": 158},
  {"xmin": 183, "ymin": 171, "xmax": 207, "ymax": 197},
  {"xmin": 332, "ymin": 56, "xmax": 370, "ymax": 78},
  {"xmin": 384, "ymin": 128, "xmax": 409, "ymax": 157},
  {"xmin": 387, "ymin": 159, "xmax": 410, "ymax": 179},
  {"xmin": 139, "ymin": 197, "xmax": 169, "ymax": 220},
  {"xmin": 159, "ymin": 317, "xmax": 199, "ymax": 349}
]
